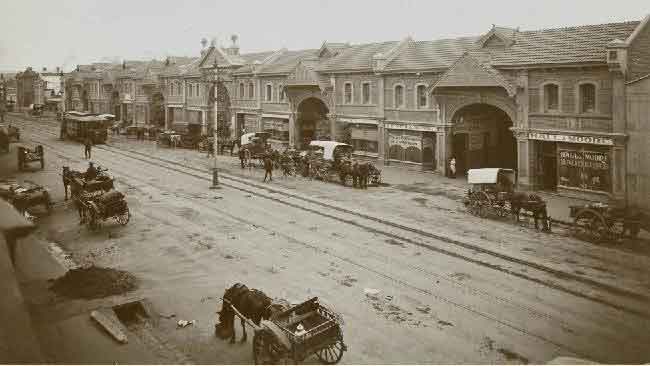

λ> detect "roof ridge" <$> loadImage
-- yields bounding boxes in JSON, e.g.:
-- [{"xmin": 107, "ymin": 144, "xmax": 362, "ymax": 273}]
[{"xmin": 519, "ymin": 19, "xmax": 640, "ymax": 34}]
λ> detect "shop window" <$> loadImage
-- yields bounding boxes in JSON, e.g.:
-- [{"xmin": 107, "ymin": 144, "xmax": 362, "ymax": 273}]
[
  {"xmin": 544, "ymin": 83, "xmax": 559, "ymax": 111},
  {"xmin": 362, "ymin": 82, "xmax": 370, "ymax": 104},
  {"xmin": 239, "ymin": 83, "xmax": 244, "ymax": 98},
  {"xmin": 394, "ymin": 85, "xmax": 404, "ymax": 108},
  {"xmin": 351, "ymin": 139, "xmax": 378, "ymax": 154},
  {"xmin": 248, "ymin": 83, "xmax": 255, "ymax": 99},
  {"xmin": 579, "ymin": 83, "xmax": 596, "ymax": 113},
  {"xmin": 416, "ymin": 84, "xmax": 427, "ymax": 108},
  {"xmin": 558, "ymin": 146, "xmax": 610, "ymax": 192},
  {"xmin": 344, "ymin": 82, "xmax": 353, "ymax": 104}
]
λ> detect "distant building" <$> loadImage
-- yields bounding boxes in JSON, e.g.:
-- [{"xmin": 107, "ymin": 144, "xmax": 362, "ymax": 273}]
[{"xmin": 15, "ymin": 67, "xmax": 45, "ymax": 109}]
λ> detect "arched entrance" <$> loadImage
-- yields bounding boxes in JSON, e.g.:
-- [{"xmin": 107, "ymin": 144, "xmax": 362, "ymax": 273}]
[
  {"xmin": 451, "ymin": 103, "xmax": 516, "ymax": 175},
  {"xmin": 207, "ymin": 81, "xmax": 231, "ymax": 137},
  {"xmin": 151, "ymin": 92, "xmax": 165, "ymax": 128},
  {"xmin": 296, "ymin": 97, "xmax": 329, "ymax": 149}
]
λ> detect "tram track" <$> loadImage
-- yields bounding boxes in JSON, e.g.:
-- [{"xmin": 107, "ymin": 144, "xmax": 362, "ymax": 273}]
[
  {"xmin": 10, "ymin": 116, "xmax": 650, "ymax": 319},
  {"xmin": 22, "ymin": 132, "xmax": 603, "ymax": 360}
]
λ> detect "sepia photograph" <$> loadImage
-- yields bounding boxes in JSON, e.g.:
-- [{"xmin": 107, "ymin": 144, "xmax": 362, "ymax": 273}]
[{"xmin": 1, "ymin": 0, "xmax": 649, "ymax": 364}]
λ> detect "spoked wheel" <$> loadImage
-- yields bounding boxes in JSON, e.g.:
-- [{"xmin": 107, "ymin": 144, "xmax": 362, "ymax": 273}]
[
  {"xmin": 87, "ymin": 209, "xmax": 100, "ymax": 231},
  {"xmin": 316, "ymin": 337, "xmax": 345, "ymax": 364},
  {"xmin": 252, "ymin": 330, "xmax": 287, "ymax": 365},
  {"xmin": 115, "ymin": 208, "xmax": 130, "ymax": 225},
  {"xmin": 475, "ymin": 191, "xmax": 491, "ymax": 218},
  {"xmin": 572, "ymin": 210, "xmax": 609, "ymax": 243}
]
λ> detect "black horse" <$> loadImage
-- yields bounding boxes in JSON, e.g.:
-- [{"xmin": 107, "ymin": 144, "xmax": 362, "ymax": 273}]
[
  {"xmin": 510, "ymin": 192, "xmax": 551, "ymax": 232},
  {"xmin": 215, "ymin": 283, "xmax": 285, "ymax": 344}
]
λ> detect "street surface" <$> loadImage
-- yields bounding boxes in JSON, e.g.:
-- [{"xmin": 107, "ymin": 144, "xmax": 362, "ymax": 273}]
[{"xmin": 4, "ymin": 113, "xmax": 650, "ymax": 364}]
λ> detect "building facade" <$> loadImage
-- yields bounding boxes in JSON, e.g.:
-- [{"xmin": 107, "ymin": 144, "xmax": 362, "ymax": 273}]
[{"xmin": 64, "ymin": 15, "xmax": 650, "ymax": 211}]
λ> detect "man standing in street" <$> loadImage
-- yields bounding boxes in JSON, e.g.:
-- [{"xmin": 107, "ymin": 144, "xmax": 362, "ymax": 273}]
[
  {"xmin": 84, "ymin": 136, "xmax": 93, "ymax": 159},
  {"xmin": 449, "ymin": 157, "xmax": 457, "ymax": 179},
  {"xmin": 263, "ymin": 154, "xmax": 273, "ymax": 182}
]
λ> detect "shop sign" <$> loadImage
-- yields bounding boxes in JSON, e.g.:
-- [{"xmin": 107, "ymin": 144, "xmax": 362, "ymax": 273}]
[
  {"xmin": 528, "ymin": 132, "xmax": 613, "ymax": 146},
  {"xmin": 263, "ymin": 118, "xmax": 289, "ymax": 131},
  {"xmin": 389, "ymin": 133, "xmax": 421, "ymax": 149},
  {"xmin": 385, "ymin": 122, "xmax": 438, "ymax": 132},
  {"xmin": 244, "ymin": 114, "xmax": 258, "ymax": 132},
  {"xmin": 339, "ymin": 118, "xmax": 378, "ymax": 125},
  {"xmin": 558, "ymin": 149, "xmax": 610, "ymax": 192}
]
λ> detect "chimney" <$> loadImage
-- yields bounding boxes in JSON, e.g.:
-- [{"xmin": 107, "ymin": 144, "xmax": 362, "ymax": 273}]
[
  {"xmin": 56, "ymin": 66, "xmax": 60, "ymax": 73},
  {"xmin": 42, "ymin": 67, "xmax": 47, "ymax": 72},
  {"xmin": 226, "ymin": 34, "xmax": 240, "ymax": 56}
]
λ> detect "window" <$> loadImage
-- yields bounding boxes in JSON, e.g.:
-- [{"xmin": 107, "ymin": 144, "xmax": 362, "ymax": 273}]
[
  {"xmin": 416, "ymin": 84, "xmax": 427, "ymax": 108},
  {"xmin": 248, "ymin": 83, "xmax": 255, "ymax": 98},
  {"xmin": 239, "ymin": 83, "xmax": 244, "ymax": 98},
  {"xmin": 544, "ymin": 83, "xmax": 559, "ymax": 111},
  {"xmin": 278, "ymin": 85, "xmax": 285, "ymax": 102},
  {"xmin": 344, "ymin": 82, "xmax": 353, "ymax": 104},
  {"xmin": 580, "ymin": 83, "xmax": 596, "ymax": 113},
  {"xmin": 394, "ymin": 85, "xmax": 404, "ymax": 107},
  {"xmin": 609, "ymin": 50, "xmax": 618, "ymax": 61},
  {"xmin": 362, "ymin": 82, "xmax": 370, "ymax": 104},
  {"xmin": 266, "ymin": 84, "xmax": 272, "ymax": 101}
]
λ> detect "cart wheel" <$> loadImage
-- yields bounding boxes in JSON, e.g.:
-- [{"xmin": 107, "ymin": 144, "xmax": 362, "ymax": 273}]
[
  {"xmin": 572, "ymin": 210, "xmax": 608, "ymax": 243},
  {"xmin": 116, "ymin": 208, "xmax": 130, "ymax": 225},
  {"xmin": 316, "ymin": 337, "xmax": 345, "ymax": 364},
  {"xmin": 253, "ymin": 330, "xmax": 286, "ymax": 365},
  {"xmin": 476, "ymin": 191, "xmax": 491, "ymax": 218}
]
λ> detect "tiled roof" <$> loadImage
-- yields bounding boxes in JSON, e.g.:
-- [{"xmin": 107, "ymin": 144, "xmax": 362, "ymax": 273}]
[
  {"xmin": 257, "ymin": 49, "xmax": 319, "ymax": 75},
  {"xmin": 240, "ymin": 50, "xmax": 277, "ymax": 64},
  {"xmin": 160, "ymin": 57, "xmax": 199, "ymax": 77},
  {"xmin": 384, "ymin": 37, "xmax": 478, "ymax": 71},
  {"xmin": 318, "ymin": 41, "xmax": 398, "ymax": 72},
  {"xmin": 486, "ymin": 21, "xmax": 640, "ymax": 66}
]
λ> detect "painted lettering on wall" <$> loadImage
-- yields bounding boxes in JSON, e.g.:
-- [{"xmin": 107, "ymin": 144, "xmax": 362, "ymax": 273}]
[
  {"xmin": 558, "ymin": 149, "xmax": 611, "ymax": 192},
  {"xmin": 389, "ymin": 133, "xmax": 421, "ymax": 148},
  {"xmin": 528, "ymin": 132, "xmax": 613, "ymax": 146}
]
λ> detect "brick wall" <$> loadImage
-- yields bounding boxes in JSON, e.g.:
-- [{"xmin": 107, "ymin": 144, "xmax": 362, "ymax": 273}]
[
  {"xmin": 528, "ymin": 67, "xmax": 612, "ymax": 115},
  {"xmin": 628, "ymin": 20, "xmax": 650, "ymax": 81}
]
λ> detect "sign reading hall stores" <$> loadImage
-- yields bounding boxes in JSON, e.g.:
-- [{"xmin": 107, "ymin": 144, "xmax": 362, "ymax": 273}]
[{"xmin": 528, "ymin": 132, "xmax": 614, "ymax": 146}]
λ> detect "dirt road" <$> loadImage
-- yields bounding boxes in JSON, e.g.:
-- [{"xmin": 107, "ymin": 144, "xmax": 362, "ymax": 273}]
[{"xmin": 5, "ymin": 114, "xmax": 650, "ymax": 364}]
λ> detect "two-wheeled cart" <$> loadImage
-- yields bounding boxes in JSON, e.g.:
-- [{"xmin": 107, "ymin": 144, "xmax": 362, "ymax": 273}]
[
  {"xmin": 225, "ymin": 296, "xmax": 347, "ymax": 364},
  {"xmin": 570, "ymin": 203, "xmax": 648, "ymax": 242}
]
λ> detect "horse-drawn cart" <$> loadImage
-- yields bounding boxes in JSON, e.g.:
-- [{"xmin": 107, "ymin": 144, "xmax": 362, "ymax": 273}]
[
  {"xmin": 17, "ymin": 145, "xmax": 44, "ymax": 170},
  {"xmin": 0, "ymin": 179, "xmax": 51, "ymax": 215},
  {"xmin": 570, "ymin": 203, "xmax": 648, "ymax": 242},
  {"xmin": 465, "ymin": 168, "xmax": 550, "ymax": 231},
  {"xmin": 77, "ymin": 190, "xmax": 130, "ymax": 230},
  {"xmin": 219, "ymin": 293, "xmax": 346, "ymax": 365}
]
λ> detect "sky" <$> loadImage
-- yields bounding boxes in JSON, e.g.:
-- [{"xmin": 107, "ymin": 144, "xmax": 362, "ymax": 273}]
[{"xmin": 0, "ymin": 0, "xmax": 648, "ymax": 72}]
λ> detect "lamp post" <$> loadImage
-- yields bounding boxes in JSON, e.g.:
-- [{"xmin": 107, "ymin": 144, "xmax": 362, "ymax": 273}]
[{"xmin": 209, "ymin": 61, "xmax": 220, "ymax": 189}]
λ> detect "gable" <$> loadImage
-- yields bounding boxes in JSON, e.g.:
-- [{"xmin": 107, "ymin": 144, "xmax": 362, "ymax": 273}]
[
  {"xmin": 484, "ymin": 34, "xmax": 506, "ymax": 48},
  {"xmin": 431, "ymin": 53, "xmax": 516, "ymax": 96}
]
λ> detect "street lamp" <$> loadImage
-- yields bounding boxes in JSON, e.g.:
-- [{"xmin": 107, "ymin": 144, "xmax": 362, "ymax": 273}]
[{"xmin": 208, "ymin": 60, "xmax": 220, "ymax": 189}]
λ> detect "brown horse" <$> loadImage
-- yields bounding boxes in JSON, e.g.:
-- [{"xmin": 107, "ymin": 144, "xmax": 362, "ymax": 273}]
[
  {"xmin": 215, "ymin": 283, "xmax": 285, "ymax": 344},
  {"xmin": 510, "ymin": 192, "xmax": 551, "ymax": 232}
]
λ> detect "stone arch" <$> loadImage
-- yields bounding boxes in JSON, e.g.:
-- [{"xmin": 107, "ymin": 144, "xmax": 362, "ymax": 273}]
[
  {"xmin": 290, "ymin": 90, "xmax": 331, "ymax": 112},
  {"xmin": 450, "ymin": 102, "xmax": 517, "ymax": 174},
  {"xmin": 296, "ymin": 96, "xmax": 330, "ymax": 149},
  {"xmin": 445, "ymin": 95, "xmax": 516, "ymax": 126}
]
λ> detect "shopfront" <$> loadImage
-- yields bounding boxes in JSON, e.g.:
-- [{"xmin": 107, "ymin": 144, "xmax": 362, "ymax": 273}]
[
  {"xmin": 339, "ymin": 118, "xmax": 379, "ymax": 157},
  {"xmin": 262, "ymin": 114, "xmax": 290, "ymax": 149},
  {"xmin": 529, "ymin": 132, "xmax": 614, "ymax": 195},
  {"xmin": 243, "ymin": 113, "xmax": 259, "ymax": 134},
  {"xmin": 385, "ymin": 122, "xmax": 437, "ymax": 169}
]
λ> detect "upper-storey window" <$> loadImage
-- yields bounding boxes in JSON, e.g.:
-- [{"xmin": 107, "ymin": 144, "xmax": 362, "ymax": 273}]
[
  {"xmin": 394, "ymin": 84, "xmax": 404, "ymax": 108},
  {"xmin": 266, "ymin": 84, "xmax": 272, "ymax": 101},
  {"xmin": 416, "ymin": 84, "xmax": 427, "ymax": 108},
  {"xmin": 248, "ymin": 83, "xmax": 255, "ymax": 99},
  {"xmin": 544, "ymin": 83, "xmax": 559, "ymax": 111},
  {"xmin": 239, "ymin": 83, "xmax": 245, "ymax": 98},
  {"xmin": 278, "ymin": 85, "xmax": 285, "ymax": 102},
  {"xmin": 580, "ymin": 83, "xmax": 596, "ymax": 113},
  {"xmin": 344, "ymin": 82, "xmax": 353, "ymax": 104},
  {"xmin": 362, "ymin": 82, "xmax": 371, "ymax": 104}
]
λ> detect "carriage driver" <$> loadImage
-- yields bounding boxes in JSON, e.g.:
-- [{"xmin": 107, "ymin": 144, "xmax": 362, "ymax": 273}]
[{"xmin": 85, "ymin": 162, "xmax": 98, "ymax": 181}]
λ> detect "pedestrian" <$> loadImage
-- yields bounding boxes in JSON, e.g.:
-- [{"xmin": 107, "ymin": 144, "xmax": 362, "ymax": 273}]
[
  {"xmin": 84, "ymin": 136, "xmax": 93, "ymax": 159},
  {"xmin": 263, "ymin": 155, "xmax": 273, "ymax": 182},
  {"xmin": 449, "ymin": 157, "xmax": 457, "ymax": 178}
]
